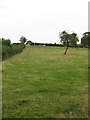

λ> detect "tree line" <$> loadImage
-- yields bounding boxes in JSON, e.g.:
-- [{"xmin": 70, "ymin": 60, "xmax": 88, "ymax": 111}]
[
  {"xmin": 26, "ymin": 31, "xmax": 90, "ymax": 48},
  {"xmin": 1, "ymin": 31, "xmax": 90, "ymax": 60},
  {"xmin": 26, "ymin": 31, "xmax": 89, "ymax": 55}
]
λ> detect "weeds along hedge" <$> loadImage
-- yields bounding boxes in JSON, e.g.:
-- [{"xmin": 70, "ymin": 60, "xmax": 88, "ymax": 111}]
[{"xmin": 2, "ymin": 44, "xmax": 25, "ymax": 61}]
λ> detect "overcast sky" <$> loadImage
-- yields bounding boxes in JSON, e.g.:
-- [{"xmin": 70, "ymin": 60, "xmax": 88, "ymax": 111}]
[{"xmin": 0, "ymin": 0, "xmax": 88, "ymax": 43}]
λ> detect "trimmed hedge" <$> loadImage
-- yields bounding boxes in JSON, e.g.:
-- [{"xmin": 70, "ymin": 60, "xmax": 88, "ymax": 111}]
[{"xmin": 2, "ymin": 43, "xmax": 25, "ymax": 61}]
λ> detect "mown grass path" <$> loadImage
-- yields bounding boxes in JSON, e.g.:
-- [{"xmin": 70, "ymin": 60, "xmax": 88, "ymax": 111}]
[{"xmin": 2, "ymin": 46, "xmax": 88, "ymax": 118}]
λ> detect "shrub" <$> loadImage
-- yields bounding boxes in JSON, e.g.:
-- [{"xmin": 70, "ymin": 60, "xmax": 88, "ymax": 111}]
[
  {"xmin": 2, "ymin": 43, "xmax": 25, "ymax": 61},
  {"xmin": 2, "ymin": 38, "xmax": 11, "ymax": 46}
]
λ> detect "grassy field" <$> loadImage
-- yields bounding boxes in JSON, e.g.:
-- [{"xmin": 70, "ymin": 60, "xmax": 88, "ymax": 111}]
[{"xmin": 2, "ymin": 46, "xmax": 88, "ymax": 118}]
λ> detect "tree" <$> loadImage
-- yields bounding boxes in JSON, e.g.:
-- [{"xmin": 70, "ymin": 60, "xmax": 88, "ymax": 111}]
[
  {"xmin": 69, "ymin": 33, "xmax": 79, "ymax": 47},
  {"xmin": 59, "ymin": 31, "xmax": 79, "ymax": 54},
  {"xmin": 19, "ymin": 36, "xmax": 27, "ymax": 44},
  {"xmin": 59, "ymin": 31, "xmax": 70, "ymax": 54},
  {"xmin": 81, "ymin": 32, "xmax": 90, "ymax": 47}
]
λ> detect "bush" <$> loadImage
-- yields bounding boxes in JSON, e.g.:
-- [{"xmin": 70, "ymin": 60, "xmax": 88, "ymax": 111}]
[
  {"xmin": 2, "ymin": 43, "xmax": 25, "ymax": 61},
  {"xmin": 2, "ymin": 38, "xmax": 11, "ymax": 46}
]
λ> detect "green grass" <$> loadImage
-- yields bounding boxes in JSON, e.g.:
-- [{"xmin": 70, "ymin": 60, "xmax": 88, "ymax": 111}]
[{"xmin": 2, "ymin": 46, "xmax": 88, "ymax": 118}]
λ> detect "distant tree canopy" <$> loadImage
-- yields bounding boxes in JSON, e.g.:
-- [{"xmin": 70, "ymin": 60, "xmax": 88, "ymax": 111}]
[
  {"xmin": 19, "ymin": 36, "xmax": 27, "ymax": 44},
  {"xmin": 59, "ymin": 31, "xmax": 79, "ymax": 54},
  {"xmin": 81, "ymin": 32, "xmax": 90, "ymax": 47},
  {"xmin": 59, "ymin": 31, "xmax": 79, "ymax": 47},
  {"xmin": 69, "ymin": 33, "xmax": 79, "ymax": 47},
  {"xmin": 59, "ymin": 31, "xmax": 69, "ymax": 46}
]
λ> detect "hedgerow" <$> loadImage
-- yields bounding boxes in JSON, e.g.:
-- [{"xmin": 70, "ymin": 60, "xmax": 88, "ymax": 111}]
[{"xmin": 2, "ymin": 39, "xmax": 25, "ymax": 61}]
